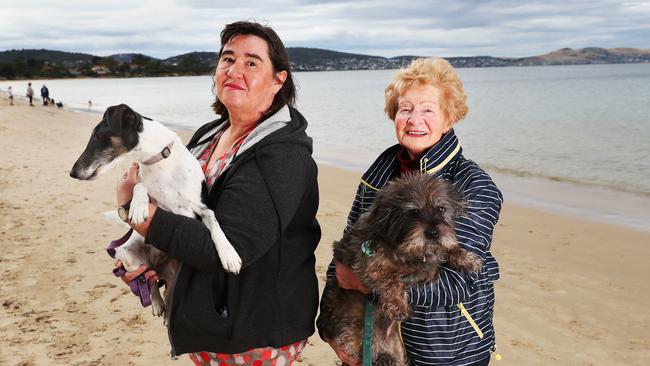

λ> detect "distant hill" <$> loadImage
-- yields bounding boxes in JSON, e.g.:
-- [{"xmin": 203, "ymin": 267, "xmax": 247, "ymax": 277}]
[
  {"xmin": 512, "ymin": 47, "xmax": 650, "ymax": 66},
  {"xmin": 164, "ymin": 52, "xmax": 218, "ymax": 67},
  {"xmin": 0, "ymin": 49, "xmax": 95, "ymax": 65},
  {"xmin": 110, "ymin": 53, "xmax": 156, "ymax": 64},
  {"xmin": 1, "ymin": 47, "xmax": 649, "ymax": 80},
  {"xmin": 289, "ymin": 47, "xmax": 384, "ymax": 63},
  {"xmin": 160, "ymin": 48, "xmax": 391, "ymax": 71}
]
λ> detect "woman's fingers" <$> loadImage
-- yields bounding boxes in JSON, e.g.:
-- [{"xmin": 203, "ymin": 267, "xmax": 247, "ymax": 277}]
[
  {"xmin": 114, "ymin": 261, "xmax": 158, "ymax": 285},
  {"xmin": 117, "ymin": 162, "xmax": 140, "ymax": 206},
  {"xmin": 143, "ymin": 269, "xmax": 159, "ymax": 282},
  {"xmin": 334, "ymin": 259, "xmax": 370, "ymax": 294},
  {"xmin": 326, "ymin": 338, "xmax": 361, "ymax": 366},
  {"xmin": 120, "ymin": 264, "xmax": 148, "ymax": 283}
]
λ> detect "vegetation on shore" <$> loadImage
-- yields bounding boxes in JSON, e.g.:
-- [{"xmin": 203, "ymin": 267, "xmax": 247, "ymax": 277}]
[{"xmin": 1, "ymin": 47, "xmax": 649, "ymax": 80}]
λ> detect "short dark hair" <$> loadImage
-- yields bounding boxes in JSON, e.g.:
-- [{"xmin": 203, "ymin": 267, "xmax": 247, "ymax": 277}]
[{"xmin": 212, "ymin": 21, "xmax": 296, "ymax": 119}]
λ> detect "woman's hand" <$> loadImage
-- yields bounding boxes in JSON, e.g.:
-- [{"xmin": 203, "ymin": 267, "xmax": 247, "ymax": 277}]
[
  {"xmin": 325, "ymin": 338, "xmax": 361, "ymax": 366},
  {"xmin": 334, "ymin": 259, "xmax": 370, "ymax": 294},
  {"xmin": 117, "ymin": 162, "xmax": 139, "ymax": 206},
  {"xmin": 116, "ymin": 162, "xmax": 157, "ymax": 236},
  {"xmin": 114, "ymin": 260, "xmax": 159, "ymax": 284}
]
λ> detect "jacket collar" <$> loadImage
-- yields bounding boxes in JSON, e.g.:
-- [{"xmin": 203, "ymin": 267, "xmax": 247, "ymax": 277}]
[{"xmin": 361, "ymin": 129, "xmax": 461, "ymax": 191}]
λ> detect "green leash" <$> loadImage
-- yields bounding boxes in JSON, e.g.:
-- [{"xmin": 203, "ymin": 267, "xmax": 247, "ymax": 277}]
[
  {"xmin": 362, "ymin": 296, "xmax": 374, "ymax": 366},
  {"xmin": 361, "ymin": 240, "xmax": 374, "ymax": 366}
]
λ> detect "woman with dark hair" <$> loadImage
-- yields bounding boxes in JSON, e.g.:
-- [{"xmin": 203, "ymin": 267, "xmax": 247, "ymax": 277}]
[{"xmin": 115, "ymin": 21, "xmax": 321, "ymax": 365}]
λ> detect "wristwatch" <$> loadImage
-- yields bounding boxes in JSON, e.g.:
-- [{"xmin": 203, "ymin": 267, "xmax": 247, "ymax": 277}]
[{"xmin": 117, "ymin": 201, "xmax": 131, "ymax": 222}]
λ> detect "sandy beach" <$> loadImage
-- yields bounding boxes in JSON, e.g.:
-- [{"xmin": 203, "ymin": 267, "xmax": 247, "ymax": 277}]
[{"xmin": 1, "ymin": 94, "xmax": 649, "ymax": 366}]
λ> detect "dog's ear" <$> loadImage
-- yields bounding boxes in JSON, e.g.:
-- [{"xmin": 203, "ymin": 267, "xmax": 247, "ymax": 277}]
[
  {"xmin": 103, "ymin": 105, "xmax": 123, "ymax": 135},
  {"xmin": 104, "ymin": 104, "xmax": 142, "ymax": 135},
  {"xmin": 364, "ymin": 182, "xmax": 404, "ymax": 242},
  {"xmin": 444, "ymin": 182, "xmax": 468, "ymax": 218}
]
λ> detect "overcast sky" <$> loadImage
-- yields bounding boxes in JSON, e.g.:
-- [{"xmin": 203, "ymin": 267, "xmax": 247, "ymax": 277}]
[{"xmin": 2, "ymin": 0, "xmax": 649, "ymax": 59}]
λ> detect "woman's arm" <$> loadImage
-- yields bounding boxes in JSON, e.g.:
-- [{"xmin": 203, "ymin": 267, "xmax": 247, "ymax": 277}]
[{"xmin": 145, "ymin": 146, "xmax": 314, "ymax": 272}]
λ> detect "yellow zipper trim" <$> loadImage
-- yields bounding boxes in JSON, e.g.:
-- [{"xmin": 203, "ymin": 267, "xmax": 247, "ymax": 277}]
[
  {"xmin": 425, "ymin": 144, "xmax": 461, "ymax": 175},
  {"xmin": 363, "ymin": 142, "xmax": 460, "ymax": 190},
  {"xmin": 361, "ymin": 178, "xmax": 380, "ymax": 191},
  {"xmin": 457, "ymin": 303, "xmax": 484, "ymax": 339},
  {"xmin": 492, "ymin": 344, "xmax": 503, "ymax": 361}
]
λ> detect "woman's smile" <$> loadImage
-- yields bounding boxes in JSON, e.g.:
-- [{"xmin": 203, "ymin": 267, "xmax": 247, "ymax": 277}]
[
  {"xmin": 224, "ymin": 82, "xmax": 245, "ymax": 91},
  {"xmin": 394, "ymin": 84, "xmax": 450, "ymax": 159}
]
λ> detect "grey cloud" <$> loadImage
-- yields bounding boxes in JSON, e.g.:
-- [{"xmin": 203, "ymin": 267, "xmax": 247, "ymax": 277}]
[{"xmin": 1, "ymin": 0, "xmax": 649, "ymax": 58}]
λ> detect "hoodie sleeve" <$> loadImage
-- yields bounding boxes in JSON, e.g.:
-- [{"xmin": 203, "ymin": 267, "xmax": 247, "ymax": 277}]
[{"xmin": 145, "ymin": 144, "xmax": 316, "ymax": 273}]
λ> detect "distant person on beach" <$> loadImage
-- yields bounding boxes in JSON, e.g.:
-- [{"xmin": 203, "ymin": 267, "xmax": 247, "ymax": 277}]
[
  {"xmin": 26, "ymin": 82, "xmax": 34, "ymax": 106},
  {"xmin": 317, "ymin": 58, "xmax": 503, "ymax": 366},
  {"xmin": 88, "ymin": 100, "xmax": 92, "ymax": 109},
  {"xmin": 114, "ymin": 21, "xmax": 320, "ymax": 365},
  {"xmin": 7, "ymin": 86, "xmax": 13, "ymax": 105},
  {"xmin": 41, "ymin": 85, "xmax": 50, "ymax": 105}
]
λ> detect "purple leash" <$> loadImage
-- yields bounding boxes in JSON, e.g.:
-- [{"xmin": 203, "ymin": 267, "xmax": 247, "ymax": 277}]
[{"xmin": 106, "ymin": 228, "xmax": 152, "ymax": 307}]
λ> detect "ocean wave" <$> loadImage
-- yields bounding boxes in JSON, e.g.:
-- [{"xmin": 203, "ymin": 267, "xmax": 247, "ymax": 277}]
[{"xmin": 479, "ymin": 162, "xmax": 650, "ymax": 198}]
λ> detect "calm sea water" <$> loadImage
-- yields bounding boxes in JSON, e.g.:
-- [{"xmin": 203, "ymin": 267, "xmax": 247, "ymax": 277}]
[{"xmin": 2, "ymin": 64, "xmax": 649, "ymax": 229}]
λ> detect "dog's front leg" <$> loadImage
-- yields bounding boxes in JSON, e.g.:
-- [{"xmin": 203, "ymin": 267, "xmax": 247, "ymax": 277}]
[
  {"xmin": 447, "ymin": 248, "xmax": 482, "ymax": 273},
  {"xmin": 129, "ymin": 182, "xmax": 150, "ymax": 225},
  {"xmin": 193, "ymin": 203, "xmax": 242, "ymax": 274},
  {"xmin": 374, "ymin": 278, "xmax": 411, "ymax": 322}
]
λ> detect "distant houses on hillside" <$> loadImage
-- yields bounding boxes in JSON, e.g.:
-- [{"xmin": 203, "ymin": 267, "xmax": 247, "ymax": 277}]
[{"xmin": 1, "ymin": 47, "xmax": 649, "ymax": 80}]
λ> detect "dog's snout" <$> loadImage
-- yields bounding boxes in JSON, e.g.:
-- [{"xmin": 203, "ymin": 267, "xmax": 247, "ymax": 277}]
[
  {"xmin": 425, "ymin": 227, "xmax": 439, "ymax": 239},
  {"xmin": 69, "ymin": 169, "xmax": 78, "ymax": 179}
]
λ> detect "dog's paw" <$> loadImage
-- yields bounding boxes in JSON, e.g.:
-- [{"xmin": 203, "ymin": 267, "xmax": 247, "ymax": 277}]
[
  {"xmin": 150, "ymin": 284, "xmax": 166, "ymax": 317},
  {"xmin": 129, "ymin": 183, "xmax": 150, "ymax": 225},
  {"xmin": 380, "ymin": 300, "xmax": 411, "ymax": 322},
  {"xmin": 448, "ymin": 249, "xmax": 483, "ymax": 273},
  {"xmin": 151, "ymin": 300, "xmax": 165, "ymax": 317},
  {"xmin": 217, "ymin": 243, "xmax": 242, "ymax": 274},
  {"xmin": 129, "ymin": 202, "xmax": 149, "ymax": 225}
]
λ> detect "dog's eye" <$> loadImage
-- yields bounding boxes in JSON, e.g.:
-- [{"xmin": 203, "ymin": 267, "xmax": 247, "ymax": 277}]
[
  {"xmin": 409, "ymin": 208, "xmax": 421, "ymax": 216},
  {"xmin": 437, "ymin": 206, "xmax": 446, "ymax": 214}
]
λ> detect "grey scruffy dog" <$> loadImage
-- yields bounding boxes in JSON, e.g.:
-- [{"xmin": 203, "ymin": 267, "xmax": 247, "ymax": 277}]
[{"xmin": 320, "ymin": 173, "xmax": 483, "ymax": 366}]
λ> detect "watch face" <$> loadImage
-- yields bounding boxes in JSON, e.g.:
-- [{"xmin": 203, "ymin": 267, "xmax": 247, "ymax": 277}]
[{"xmin": 118, "ymin": 207, "xmax": 129, "ymax": 222}]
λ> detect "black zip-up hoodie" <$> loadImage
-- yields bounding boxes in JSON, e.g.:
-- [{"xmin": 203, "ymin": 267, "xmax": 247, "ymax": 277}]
[{"xmin": 146, "ymin": 106, "xmax": 321, "ymax": 355}]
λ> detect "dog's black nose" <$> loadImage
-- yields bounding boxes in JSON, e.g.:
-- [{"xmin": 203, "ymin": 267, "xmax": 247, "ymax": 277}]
[{"xmin": 426, "ymin": 227, "xmax": 439, "ymax": 239}]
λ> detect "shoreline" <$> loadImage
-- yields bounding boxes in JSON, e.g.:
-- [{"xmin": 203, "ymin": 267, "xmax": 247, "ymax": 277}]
[
  {"xmin": 314, "ymin": 143, "xmax": 650, "ymax": 234},
  {"xmin": 2, "ymin": 97, "xmax": 650, "ymax": 365},
  {"xmin": 2, "ymin": 88, "xmax": 649, "ymax": 233},
  {"xmin": 4, "ymin": 88, "xmax": 648, "ymax": 234}
]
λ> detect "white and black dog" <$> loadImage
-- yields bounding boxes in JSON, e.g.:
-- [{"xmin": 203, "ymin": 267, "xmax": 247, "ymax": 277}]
[{"xmin": 70, "ymin": 104, "xmax": 241, "ymax": 316}]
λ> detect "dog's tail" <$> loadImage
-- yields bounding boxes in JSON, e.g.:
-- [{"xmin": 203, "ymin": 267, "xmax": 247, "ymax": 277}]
[{"xmin": 102, "ymin": 210, "xmax": 132, "ymax": 230}]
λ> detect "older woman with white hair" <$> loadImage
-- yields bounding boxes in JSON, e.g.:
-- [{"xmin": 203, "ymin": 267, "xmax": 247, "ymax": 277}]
[{"xmin": 319, "ymin": 58, "xmax": 503, "ymax": 366}]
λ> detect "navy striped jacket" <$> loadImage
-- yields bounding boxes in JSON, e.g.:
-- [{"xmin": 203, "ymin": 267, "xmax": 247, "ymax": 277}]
[{"xmin": 319, "ymin": 130, "xmax": 503, "ymax": 365}]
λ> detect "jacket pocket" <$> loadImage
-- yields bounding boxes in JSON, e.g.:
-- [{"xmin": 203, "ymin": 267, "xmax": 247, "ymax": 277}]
[
  {"xmin": 175, "ymin": 309, "xmax": 233, "ymax": 337},
  {"xmin": 172, "ymin": 270, "xmax": 232, "ymax": 337}
]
